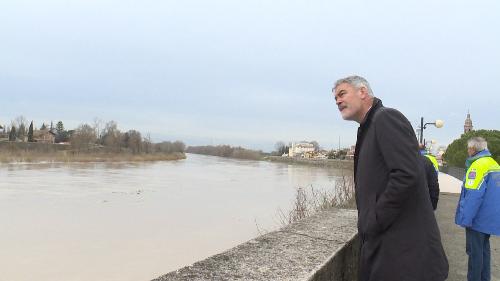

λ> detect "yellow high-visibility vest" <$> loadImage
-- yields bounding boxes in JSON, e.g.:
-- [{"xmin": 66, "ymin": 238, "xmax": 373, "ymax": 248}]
[
  {"xmin": 464, "ymin": 157, "xmax": 500, "ymax": 190},
  {"xmin": 425, "ymin": 154, "xmax": 439, "ymax": 174}
]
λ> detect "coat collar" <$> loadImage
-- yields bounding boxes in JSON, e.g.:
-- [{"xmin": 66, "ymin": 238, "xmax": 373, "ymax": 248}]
[
  {"xmin": 354, "ymin": 97, "xmax": 383, "ymax": 181},
  {"xmin": 359, "ymin": 97, "xmax": 383, "ymax": 128},
  {"xmin": 465, "ymin": 149, "xmax": 492, "ymax": 169}
]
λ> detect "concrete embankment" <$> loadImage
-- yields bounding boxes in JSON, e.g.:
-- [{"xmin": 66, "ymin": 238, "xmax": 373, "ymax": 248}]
[
  {"xmin": 153, "ymin": 173, "xmax": 499, "ymax": 281},
  {"xmin": 152, "ymin": 209, "xmax": 359, "ymax": 281},
  {"xmin": 266, "ymin": 156, "xmax": 354, "ymax": 170}
]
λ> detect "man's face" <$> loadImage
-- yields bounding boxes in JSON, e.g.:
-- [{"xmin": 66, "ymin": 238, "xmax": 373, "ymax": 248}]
[
  {"xmin": 467, "ymin": 147, "xmax": 476, "ymax": 157},
  {"xmin": 334, "ymin": 83, "xmax": 365, "ymax": 122}
]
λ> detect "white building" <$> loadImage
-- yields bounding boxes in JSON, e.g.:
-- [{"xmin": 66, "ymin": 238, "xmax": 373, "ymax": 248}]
[
  {"xmin": 288, "ymin": 142, "xmax": 315, "ymax": 157},
  {"xmin": 345, "ymin": 145, "xmax": 356, "ymax": 160}
]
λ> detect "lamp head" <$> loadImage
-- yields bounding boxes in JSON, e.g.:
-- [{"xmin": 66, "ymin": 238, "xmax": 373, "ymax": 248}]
[{"xmin": 435, "ymin": 119, "xmax": 444, "ymax": 128}]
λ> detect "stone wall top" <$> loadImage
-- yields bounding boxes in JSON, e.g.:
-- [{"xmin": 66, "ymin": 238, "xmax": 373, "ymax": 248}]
[{"xmin": 153, "ymin": 208, "xmax": 358, "ymax": 281}]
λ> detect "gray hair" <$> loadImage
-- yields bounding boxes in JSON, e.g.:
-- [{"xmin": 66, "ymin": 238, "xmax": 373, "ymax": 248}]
[
  {"xmin": 333, "ymin": 75, "xmax": 374, "ymax": 97},
  {"xmin": 467, "ymin": 137, "xmax": 488, "ymax": 152}
]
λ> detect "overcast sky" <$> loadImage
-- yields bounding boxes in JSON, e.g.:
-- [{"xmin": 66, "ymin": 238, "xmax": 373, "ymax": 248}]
[{"xmin": 1, "ymin": 0, "xmax": 499, "ymax": 152}]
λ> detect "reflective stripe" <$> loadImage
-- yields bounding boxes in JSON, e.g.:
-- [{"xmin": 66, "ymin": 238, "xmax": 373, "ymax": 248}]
[
  {"xmin": 425, "ymin": 154, "xmax": 439, "ymax": 173},
  {"xmin": 465, "ymin": 157, "xmax": 500, "ymax": 190}
]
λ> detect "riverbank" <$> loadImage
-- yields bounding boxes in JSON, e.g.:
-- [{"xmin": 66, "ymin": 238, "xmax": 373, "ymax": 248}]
[
  {"xmin": 0, "ymin": 151, "xmax": 186, "ymax": 163},
  {"xmin": 186, "ymin": 145, "xmax": 264, "ymax": 160},
  {"xmin": 266, "ymin": 156, "xmax": 354, "ymax": 170},
  {"xmin": 0, "ymin": 141, "xmax": 186, "ymax": 163}
]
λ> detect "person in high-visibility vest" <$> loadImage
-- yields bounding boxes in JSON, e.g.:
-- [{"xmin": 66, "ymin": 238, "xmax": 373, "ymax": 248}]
[
  {"xmin": 419, "ymin": 144, "xmax": 440, "ymax": 209},
  {"xmin": 427, "ymin": 153, "xmax": 439, "ymax": 174},
  {"xmin": 455, "ymin": 137, "xmax": 500, "ymax": 281}
]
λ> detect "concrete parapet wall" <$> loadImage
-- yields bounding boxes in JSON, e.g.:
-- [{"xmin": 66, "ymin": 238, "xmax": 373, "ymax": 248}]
[
  {"xmin": 305, "ymin": 235, "xmax": 359, "ymax": 281},
  {"xmin": 153, "ymin": 209, "xmax": 359, "ymax": 281},
  {"xmin": 439, "ymin": 166, "xmax": 466, "ymax": 181},
  {"xmin": 266, "ymin": 156, "xmax": 354, "ymax": 170}
]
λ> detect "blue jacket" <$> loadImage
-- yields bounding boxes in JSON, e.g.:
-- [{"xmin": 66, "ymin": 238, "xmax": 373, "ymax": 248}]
[{"xmin": 455, "ymin": 149, "xmax": 500, "ymax": 235}]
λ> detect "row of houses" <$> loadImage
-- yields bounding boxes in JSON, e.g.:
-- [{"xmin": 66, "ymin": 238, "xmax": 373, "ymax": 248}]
[
  {"xmin": 0, "ymin": 128, "xmax": 57, "ymax": 144},
  {"xmin": 284, "ymin": 142, "xmax": 356, "ymax": 160},
  {"xmin": 283, "ymin": 142, "xmax": 355, "ymax": 160}
]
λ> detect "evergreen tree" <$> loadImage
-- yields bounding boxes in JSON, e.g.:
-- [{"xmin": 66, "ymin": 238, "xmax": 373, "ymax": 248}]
[
  {"xmin": 40, "ymin": 123, "xmax": 47, "ymax": 130},
  {"xmin": 56, "ymin": 121, "xmax": 64, "ymax": 134},
  {"xmin": 28, "ymin": 121, "xmax": 34, "ymax": 142},
  {"xmin": 443, "ymin": 130, "xmax": 500, "ymax": 167},
  {"xmin": 9, "ymin": 126, "xmax": 16, "ymax": 141},
  {"xmin": 310, "ymin": 140, "xmax": 320, "ymax": 152}
]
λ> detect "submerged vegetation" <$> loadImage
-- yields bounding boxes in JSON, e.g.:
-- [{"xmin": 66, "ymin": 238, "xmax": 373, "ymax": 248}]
[{"xmin": 277, "ymin": 172, "xmax": 355, "ymax": 227}]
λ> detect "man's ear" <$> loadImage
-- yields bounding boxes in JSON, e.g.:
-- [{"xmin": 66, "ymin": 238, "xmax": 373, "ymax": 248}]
[{"xmin": 359, "ymin": 86, "xmax": 369, "ymax": 99}]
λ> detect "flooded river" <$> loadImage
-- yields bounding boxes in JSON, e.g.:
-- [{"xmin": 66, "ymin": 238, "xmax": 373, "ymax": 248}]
[{"xmin": 0, "ymin": 154, "xmax": 350, "ymax": 281}]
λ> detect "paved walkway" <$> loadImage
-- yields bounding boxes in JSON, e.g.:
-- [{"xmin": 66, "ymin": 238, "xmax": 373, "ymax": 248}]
[{"xmin": 436, "ymin": 173, "xmax": 500, "ymax": 281}]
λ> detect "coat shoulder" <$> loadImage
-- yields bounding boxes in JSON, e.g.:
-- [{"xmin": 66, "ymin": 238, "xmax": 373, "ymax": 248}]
[
  {"xmin": 374, "ymin": 107, "xmax": 407, "ymax": 121},
  {"xmin": 372, "ymin": 106, "xmax": 413, "ymax": 132}
]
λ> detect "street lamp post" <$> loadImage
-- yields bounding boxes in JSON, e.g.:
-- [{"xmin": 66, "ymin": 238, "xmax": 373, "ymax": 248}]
[{"xmin": 419, "ymin": 117, "xmax": 444, "ymax": 144}]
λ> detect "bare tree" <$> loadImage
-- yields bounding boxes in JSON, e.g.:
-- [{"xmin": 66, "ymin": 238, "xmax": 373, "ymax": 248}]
[
  {"xmin": 275, "ymin": 141, "xmax": 285, "ymax": 154},
  {"xmin": 156, "ymin": 141, "xmax": 186, "ymax": 153},
  {"xmin": 93, "ymin": 117, "xmax": 104, "ymax": 143},
  {"xmin": 12, "ymin": 116, "xmax": 28, "ymax": 141},
  {"xmin": 172, "ymin": 141, "xmax": 186, "ymax": 153},
  {"xmin": 13, "ymin": 115, "xmax": 28, "ymax": 128},
  {"xmin": 101, "ymin": 121, "xmax": 121, "ymax": 149},
  {"xmin": 70, "ymin": 124, "xmax": 97, "ymax": 152},
  {"xmin": 126, "ymin": 130, "xmax": 142, "ymax": 154},
  {"xmin": 143, "ymin": 133, "xmax": 153, "ymax": 154}
]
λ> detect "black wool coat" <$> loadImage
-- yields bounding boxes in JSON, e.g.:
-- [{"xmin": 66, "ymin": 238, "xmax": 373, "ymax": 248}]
[{"xmin": 354, "ymin": 98, "xmax": 448, "ymax": 281}]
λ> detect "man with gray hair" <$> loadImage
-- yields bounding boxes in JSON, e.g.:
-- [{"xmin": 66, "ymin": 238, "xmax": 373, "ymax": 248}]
[
  {"xmin": 456, "ymin": 137, "xmax": 500, "ymax": 281},
  {"xmin": 333, "ymin": 75, "xmax": 448, "ymax": 281}
]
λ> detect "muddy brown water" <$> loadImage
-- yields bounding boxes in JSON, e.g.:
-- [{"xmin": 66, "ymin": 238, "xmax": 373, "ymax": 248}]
[{"xmin": 0, "ymin": 154, "xmax": 349, "ymax": 281}]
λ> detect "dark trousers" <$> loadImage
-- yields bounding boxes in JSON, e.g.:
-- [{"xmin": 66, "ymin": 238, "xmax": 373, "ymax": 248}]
[{"xmin": 466, "ymin": 227, "xmax": 491, "ymax": 281}]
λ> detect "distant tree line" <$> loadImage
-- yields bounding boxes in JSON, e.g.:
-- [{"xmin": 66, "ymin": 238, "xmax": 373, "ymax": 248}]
[
  {"xmin": 326, "ymin": 148, "xmax": 350, "ymax": 159},
  {"xmin": 443, "ymin": 129, "xmax": 500, "ymax": 167},
  {"xmin": 273, "ymin": 141, "xmax": 289, "ymax": 156},
  {"xmin": 4, "ymin": 116, "xmax": 29, "ymax": 142},
  {"xmin": 70, "ymin": 120, "xmax": 185, "ymax": 154},
  {"xmin": 186, "ymin": 145, "xmax": 263, "ymax": 160}
]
